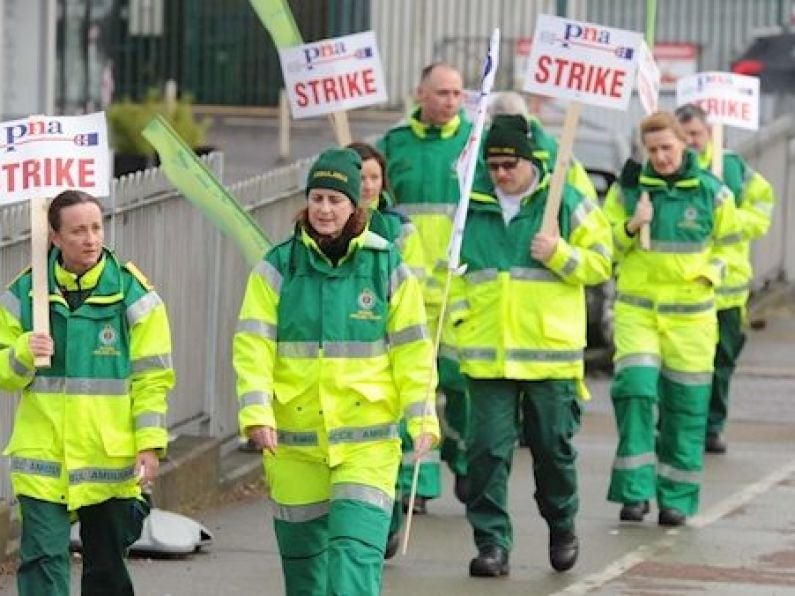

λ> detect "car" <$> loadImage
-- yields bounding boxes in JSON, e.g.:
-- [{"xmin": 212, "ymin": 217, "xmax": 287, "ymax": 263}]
[{"xmin": 732, "ymin": 31, "xmax": 795, "ymax": 93}]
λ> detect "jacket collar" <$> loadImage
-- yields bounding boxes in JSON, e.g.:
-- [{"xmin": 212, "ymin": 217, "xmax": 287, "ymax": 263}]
[
  {"xmin": 408, "ymin": 108, "xmax": 462, "ymax": 139},
  {"xmin": 639, "ymin": 149, "xmax": 702, "ymax": 191}
]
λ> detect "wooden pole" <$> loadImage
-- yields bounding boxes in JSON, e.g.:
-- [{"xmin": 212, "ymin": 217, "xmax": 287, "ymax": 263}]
[
  {"xmin": 541, "ymin": 102, "xmax": 581, "ymax": 233},
  {"xmin": 328, "ymin": 111, "xmax": 352, "ymax": 147},
  {"xmin": 30, "ymin": 197, "xmax": 51, "ymax": 368},
  {"xmin": 638, "ymin": 191, "xmax": 651, "ymax": 249},
  {"xmin": 278, "ymin": 89, "xmax": 291, "ymax": 161},
  {"xmin": 711, "ymin": 123, "xmax": 724, "ymax": 179}
]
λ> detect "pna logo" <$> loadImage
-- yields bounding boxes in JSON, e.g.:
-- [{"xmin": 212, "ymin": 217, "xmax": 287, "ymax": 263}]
[
  {"xmin": 304, "ymin": 41, "xmax": 347, "ymax": 69},
  {"xmin": 562, "ymin": 22, "xmax": 634, "ymax": 60},
  {"xmin": 3, "ymin": 118, "xmax": 64, "ymax": 152}
]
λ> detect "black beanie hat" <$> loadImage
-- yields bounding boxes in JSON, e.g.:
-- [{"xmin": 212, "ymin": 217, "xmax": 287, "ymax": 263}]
[{"xmin": 485, "ymin": 114, "xmax": 535, "ymax": 161}]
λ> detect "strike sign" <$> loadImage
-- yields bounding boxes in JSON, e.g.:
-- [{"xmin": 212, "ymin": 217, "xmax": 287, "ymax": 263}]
[
  {"xmin": 523, "ymin": 14, "xmax": 642, "ymax": 110},
  {"xmin": 279, "ymin": 31, "xmax": 387, "ymax": 119},
  {"xmin": 676, "ymin": 72, "xmax": 760, "ymax": 131},
  {"xmin": 0, "ymin": 112, "xmax": 110, "ymax": 204}
]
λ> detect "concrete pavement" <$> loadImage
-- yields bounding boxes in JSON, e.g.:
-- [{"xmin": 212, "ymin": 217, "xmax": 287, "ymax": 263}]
[{"xmin": 0, "ymin": 292, "xmax": 793, "ymax": 594}]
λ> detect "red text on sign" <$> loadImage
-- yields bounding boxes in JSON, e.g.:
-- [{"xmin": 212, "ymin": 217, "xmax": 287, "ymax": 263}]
[
  {"xmin": 294, "ymin": 68, "xmax": 377, "ymax": 107},
  {"xmin": 1, "ymin": 158, "xmax": 95, "ymax": 192},
  {"xmin": 534, "ymin": 55, "xmax": 626, "ymax": 98},
  {"xmin": 694, "ymin": 98, "xmax": 751, "ymax": 122}
]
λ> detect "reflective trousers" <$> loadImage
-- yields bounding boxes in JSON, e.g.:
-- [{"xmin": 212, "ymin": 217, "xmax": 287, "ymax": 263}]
[
  {"xmin": 708, "ymin": 306, "xmax": 746, "ymax": 434},
  {"xmin": 17, "ymin": 495, "xmax": 148, "ymax": 596},
  {"xmin": 465, "ymin": 377, "xmax": 580, "ymax": 552},
  {"xmin": 265, "ymin": 441, "xmax": 398, "ymax": 596},
  {"xmin": 608, "ymin": 299, "xmax": 717, "ymax": 515}
]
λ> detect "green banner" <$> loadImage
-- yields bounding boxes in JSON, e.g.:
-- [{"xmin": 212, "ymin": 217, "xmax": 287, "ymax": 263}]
[
  {"xmin": 141, "ymin": 115, "xmax": 271, "ymax": 268},
  {"xmin": 249, "ymin": 0, "xmax": 303, "ymax": 48}
]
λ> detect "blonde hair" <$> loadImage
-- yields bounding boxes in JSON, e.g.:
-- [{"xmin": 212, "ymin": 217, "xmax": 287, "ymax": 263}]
[{"xmin": 640, "ymin": 111, "xmax": 687, "ymax": 142}]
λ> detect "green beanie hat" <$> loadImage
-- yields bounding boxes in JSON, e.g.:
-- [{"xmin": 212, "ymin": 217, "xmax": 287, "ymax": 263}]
[
  {"xmin": 485, "ymin": 114, "xmax": 535, "ymax": 161},
  {"xmin": 306, "ymin": 148, "xmax": 362, "ymax": 205}
]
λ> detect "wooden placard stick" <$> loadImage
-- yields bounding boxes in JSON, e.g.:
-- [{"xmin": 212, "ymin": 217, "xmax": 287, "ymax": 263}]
[
  {"xmin": 328, "ymin": 111, "xmax": 352, "ymax": 147},
  {"xmin": 639, "ymin": 191, "xmax": 651, "ymax": 249},
  {"xmin": 711, "ymin": 122, "xmax": 724, "ymax": 179},
  {"xmin": 30, "ymin": 196, "xmax": 51, "ymax": 368},
  {"xmin": 541, "ymin": 102, "xmax": 581, "ymax": 233}
]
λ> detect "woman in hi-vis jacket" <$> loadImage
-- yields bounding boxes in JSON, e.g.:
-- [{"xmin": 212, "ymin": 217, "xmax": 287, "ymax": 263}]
[{"xmin": 233, "ymin": 148, "xmax": 439, "ymax": 595}]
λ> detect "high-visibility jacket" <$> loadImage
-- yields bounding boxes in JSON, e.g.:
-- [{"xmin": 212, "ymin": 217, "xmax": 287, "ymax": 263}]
[
  {"xmin": 377, "ymin": 109, "xmax": 472, "ymax": 312},
  {"xmin": 368, "ymin": 191, "xmax": 430, "ymax": 285},
  {"xmin": 233, "ymin": 227, "xmax": 439, "ymax": 468},
  {"xmin": 696, "ymin": 143, "xmax": 774, "ymax": 309},
  {"xmin": 448, "ymin": 170, "xmax": 612, "ymax": 383},
  {"xmin": 603, "ymin": 149, "xmax": 741, "ymax": 307},
  {"xmin": 0, "ymin": 248, "xmax": 174, "ymax": 511}
]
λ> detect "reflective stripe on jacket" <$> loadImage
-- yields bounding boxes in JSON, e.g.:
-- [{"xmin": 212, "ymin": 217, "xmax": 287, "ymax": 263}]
[
  {"xmin": 233, "ymin": 228, "xmax": 439, "ymax": 468},
  {"xmin": 697, "ymin": 144, "xmax": 775, "ymax": 309},
  {"xmin": 603, "ymin": 149, "xmax": 742, "ymax": 309},
  {"xmin": 0, "ymin": 248, "xmax": 173, "ymax": 510},
  {"xmin": 449, "ymin": 172, "xmax": 612, "ymax": 381}
]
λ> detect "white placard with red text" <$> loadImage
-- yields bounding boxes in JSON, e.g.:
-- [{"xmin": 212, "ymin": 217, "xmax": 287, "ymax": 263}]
[
  {"xmin": 523, "ymin": 14, "xmax": 642, "ymax": 110},
  {"xmin": 279, "ymin": 31, "xmax": 387, "ymax": 119},
  {"xmin": 676, "ymin": 72, "xmax": 760, "ymax": 131},
  {"xmin": 637, "ymin": 41, "xmax": 661, "ymax": 115},
  {"xmin": 0, "ymin": 112, "xmax": 110, "ymax": 205}
]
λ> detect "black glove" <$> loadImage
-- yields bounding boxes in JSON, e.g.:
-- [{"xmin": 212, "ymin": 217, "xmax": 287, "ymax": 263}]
[{"xmin": 619, "ymin": 158, "xmax": 642, "ymax": 188}]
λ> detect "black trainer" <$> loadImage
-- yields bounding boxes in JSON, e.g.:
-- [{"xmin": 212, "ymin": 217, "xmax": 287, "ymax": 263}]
[
  {"xmin": 620, "ymin": 500, "xmax": 650, "ymax": 522},
  {"xmin": 705, "ymin": 432, "xmax": 727, "ymax": 454},
  {"xmin": 549, "ymin": 529, "xmax": 579, "ymax": 572},
  {"xmin": 658, "ymin": 507, "xmax": 686, "ymax": 527},
  {"xmin": 469, "ymin": 545, "xmax": 510, "ymax": 577}
]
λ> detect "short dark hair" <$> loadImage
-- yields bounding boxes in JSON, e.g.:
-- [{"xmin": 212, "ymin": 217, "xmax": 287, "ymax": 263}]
[
  {"xmin": 345, "ymin": 141, "xmax": 392, "ymax": 195},
  {"xmin": 48, "ymin": 190, "xmax": 102, "ymax": 232},
  {"xmin": 674, "ymin": 103, "xmax": 709, "ymax": 125}
]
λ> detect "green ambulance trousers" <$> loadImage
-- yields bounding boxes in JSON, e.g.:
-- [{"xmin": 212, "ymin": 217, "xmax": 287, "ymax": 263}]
[
  {"xmin": 465, "ymin": 377, "xmax": 580, "ymax": 552},
  {"xmin": 17, "ymin": 495, "xmax": 149, "ymax": 596},
  {"xmin": 708, "ymin": 306, "xmax": 746, "ymax": 434},
  {"xmin": 608, "ymin": 299, "xmax": 717, "ymax": 515},
  {"xmin": 265, "ymin": 440, "xmax": 398, "ymax": 596}
]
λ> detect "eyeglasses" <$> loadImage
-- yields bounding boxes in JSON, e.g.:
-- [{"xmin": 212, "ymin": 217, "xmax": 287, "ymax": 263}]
[{"xmin": 487, "ymin": 158, "xmax": 520, "ymax": 172}]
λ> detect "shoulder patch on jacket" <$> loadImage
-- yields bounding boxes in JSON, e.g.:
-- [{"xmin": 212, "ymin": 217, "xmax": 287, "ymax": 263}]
[
  {"xmin": 362, "ymin": 231, "xmax": 391, "ymax": 251},
  {"xmin": 124, "ymin": 261, "xmax": 154, "ymax": 290}
]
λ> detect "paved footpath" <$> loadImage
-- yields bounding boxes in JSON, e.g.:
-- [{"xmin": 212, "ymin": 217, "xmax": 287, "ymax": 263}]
[{"xmin": 1, "ymin": 294, "xmax": 793, "ymax": 595}]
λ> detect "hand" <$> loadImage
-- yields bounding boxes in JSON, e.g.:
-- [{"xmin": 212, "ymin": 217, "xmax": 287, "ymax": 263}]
[
  {"xmin": 248, "ymin": 425, "xmax": 278, "ymax": 455},
  {"xmin": 28, "ymin": 333, "xmax": 54, "ymax": 360},
  {"xmin": 530, "ymin": 230, "xmax": 560, "ymax": 263},
  {"xmin": 135, "ymin": 450, "xmax": 159, "ymax": 490},
  {"xmin": 627, "ymin": 194, "xmax": 653, "ymax": 234},
  {"xmin": 412, "ymin": 433, "xmax": 436, "ymax": 462}
]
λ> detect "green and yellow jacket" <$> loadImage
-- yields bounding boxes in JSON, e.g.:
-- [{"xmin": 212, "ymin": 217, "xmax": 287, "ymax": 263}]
[
  {"xmin": 377, "ymin": 108, "xmax": 472, "ymax": 317},
  {"xmin": 448, "ymin": 170, "xmax": 612, "ymax": 386},
  {"xmin": 603, "ymin": 149, "xmax": 741, "ymax": 311},
  {"xmin": 0, "ymin": 248, "xmax": 173, "ymax": 511},
  {"xmin": 696, "ymin": 143, "xmax": 774, "ymax": 309},
  {"xmin": 233, "ymin": 226, "xmax": 439, "ymax": 469}
]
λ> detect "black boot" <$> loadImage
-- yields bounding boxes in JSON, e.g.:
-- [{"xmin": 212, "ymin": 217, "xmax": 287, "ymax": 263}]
[
  {"xmin": 384, "ymin": 531, "xmax": 400, "ymax": 560},
  {"xmin": 705, "ymin": 432, "xmax": 727, "ymax": 454},
  {"xmin": 620, "ymin": 500, "xmax": 650, "ymax": 522},
  {"xmin": 549, "ymin": 529, "xmax": 579, "ymax": 572},
  {"xmin": 658, "ymin": 507, "xmax": 686, "ymax": 527},
  {"xmin": 469, "ymin": 545, "xmax": 510, "ymax": 577}
]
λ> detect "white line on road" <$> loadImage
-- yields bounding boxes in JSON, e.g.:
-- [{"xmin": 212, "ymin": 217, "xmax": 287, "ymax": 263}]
[{"xmin": 550, "ymin": 458, "xmax": 795, "ymax": 595}]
